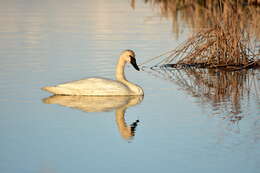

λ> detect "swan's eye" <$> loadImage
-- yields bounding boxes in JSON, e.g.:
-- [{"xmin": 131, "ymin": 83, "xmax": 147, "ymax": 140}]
[{"xmin": 129, "ymin": 55, "xmax": 134, "ymax": 59}]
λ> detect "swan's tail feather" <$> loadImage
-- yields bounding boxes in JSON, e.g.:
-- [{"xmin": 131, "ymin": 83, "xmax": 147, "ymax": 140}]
[
  {"xmin": 42, "ymin": 86, "xmax": 78, "ymax": 95},
  {"xmin": 42, "ymin": 86, "xmax": 65, "ymax": 95}
]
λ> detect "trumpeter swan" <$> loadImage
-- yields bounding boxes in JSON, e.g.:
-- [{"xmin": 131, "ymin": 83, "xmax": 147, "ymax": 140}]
[{"xmin": 42, "ymin": 50, "xmax": 144, "ymax": 96}]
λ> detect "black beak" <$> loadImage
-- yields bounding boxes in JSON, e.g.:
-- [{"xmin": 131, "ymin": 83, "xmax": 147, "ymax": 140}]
[{"xmin": 130, "ymin": 55, "xmax": 140, "ymax": 71}]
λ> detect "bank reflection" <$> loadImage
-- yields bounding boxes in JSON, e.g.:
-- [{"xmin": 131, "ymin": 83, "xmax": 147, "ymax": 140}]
[{"xmin": 43, "ymin": 95, "xmax": 143, "ymax": 141}]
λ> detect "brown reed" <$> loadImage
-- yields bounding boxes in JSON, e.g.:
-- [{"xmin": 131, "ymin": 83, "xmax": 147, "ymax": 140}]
[
  {"xmin": 143, "ymin": 0, "xmax": 260, "ymax": 37},
  {"xmin": 144, "ymin": 0, "xmax": 260, "ymax": 69}
]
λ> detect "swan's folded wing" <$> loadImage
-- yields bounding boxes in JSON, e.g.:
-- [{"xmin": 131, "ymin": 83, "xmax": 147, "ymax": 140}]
[{"xmin": 47, "ymin": 77, "xmax": 131, "ymax": 95}]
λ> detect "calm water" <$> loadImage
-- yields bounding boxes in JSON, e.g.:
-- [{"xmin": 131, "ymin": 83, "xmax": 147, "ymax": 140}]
[{"xmin": 0, "ymin": 0, "xmax": 259, "ymax": 173}]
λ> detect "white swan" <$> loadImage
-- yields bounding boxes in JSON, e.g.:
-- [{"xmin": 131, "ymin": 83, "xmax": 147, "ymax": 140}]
[{"xmin": 42, "ymin": 50, "xmax": 144, "ymax": 95}]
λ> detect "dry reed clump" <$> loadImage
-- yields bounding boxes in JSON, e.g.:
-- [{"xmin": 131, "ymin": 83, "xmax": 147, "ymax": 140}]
[
  {"xmin": 171, "ymin": 27, "xmax": 258, "ymax": 69},
  {"xmin": 142, "ymin": 0, "xmax": 260, "ymax": 69}
]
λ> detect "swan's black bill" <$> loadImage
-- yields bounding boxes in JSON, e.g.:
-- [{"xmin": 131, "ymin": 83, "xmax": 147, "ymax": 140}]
[{"xmin": 130, "ymin": 55, "xmax": 140, "ymax": 71}]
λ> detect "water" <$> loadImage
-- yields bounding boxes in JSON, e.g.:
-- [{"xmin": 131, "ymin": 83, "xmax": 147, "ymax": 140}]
[{"xmin": 0, "ymin": 0, "xmax": 259, "ymax": 173}]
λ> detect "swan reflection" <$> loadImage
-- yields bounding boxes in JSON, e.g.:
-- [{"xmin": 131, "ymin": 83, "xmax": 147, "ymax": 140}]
[{"xmin": 43, "ymin": 95, "xmax": 143, "ymax": 140}]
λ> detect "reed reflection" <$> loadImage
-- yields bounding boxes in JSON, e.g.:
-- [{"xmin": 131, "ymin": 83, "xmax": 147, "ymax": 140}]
[
  {"xmin": 43, "ymin": 95, "xmax": 143, "ymax": 141},
  {"xmin": 147, "ymin": 67, "xmax": 260, "ymax": 133}
]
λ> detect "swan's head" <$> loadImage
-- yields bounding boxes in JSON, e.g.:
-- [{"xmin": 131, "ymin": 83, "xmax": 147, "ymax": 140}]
[{"xmin": 121, "ymin": 50, "xmax": 140, "ymax": 71}]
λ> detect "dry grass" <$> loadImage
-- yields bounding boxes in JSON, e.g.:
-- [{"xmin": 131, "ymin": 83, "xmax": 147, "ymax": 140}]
[
  {"xmin": 142, "ymin": 0, "xmax": 260, "ymax": 69},
  {"xmin": 143, "ymin": 0, "xmax": 260, "ymax": 38},
  {"xmin": 163, "ymin": 28, "xmax": 258, "ymax": 69}
]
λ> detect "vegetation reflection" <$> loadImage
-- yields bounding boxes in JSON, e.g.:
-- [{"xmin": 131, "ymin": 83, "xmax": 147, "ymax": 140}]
[
  {"xmin": 146, "ymin": 66, "xmax": 260, "ymax": 130},
  {"xmin": 43, "ymin": 95, "xmax": 143, "ymax": 141}
]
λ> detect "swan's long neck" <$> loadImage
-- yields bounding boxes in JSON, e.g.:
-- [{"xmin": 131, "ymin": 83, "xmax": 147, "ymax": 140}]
[
  {"xmin": 116, "ymin": 56, "xmax": 127, "ymax": 81},
  {"xmin": 115, "ymin": 56, "xmax": 143, "ymax": 95}
]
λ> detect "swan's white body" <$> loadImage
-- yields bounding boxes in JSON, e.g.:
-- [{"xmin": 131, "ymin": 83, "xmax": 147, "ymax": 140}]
[{"xmin": 42, "ymin": 50, "xmax": 144, "ymax": 96}]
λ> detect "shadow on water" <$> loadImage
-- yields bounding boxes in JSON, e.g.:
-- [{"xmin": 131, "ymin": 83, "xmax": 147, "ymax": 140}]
[
  {"xmin": 43, "ymin": 95, "xmax": 143, "ymax": 141},
  {"xmin": 145, "ymin": 66, "xmax": 260, "ymax": 137}
]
